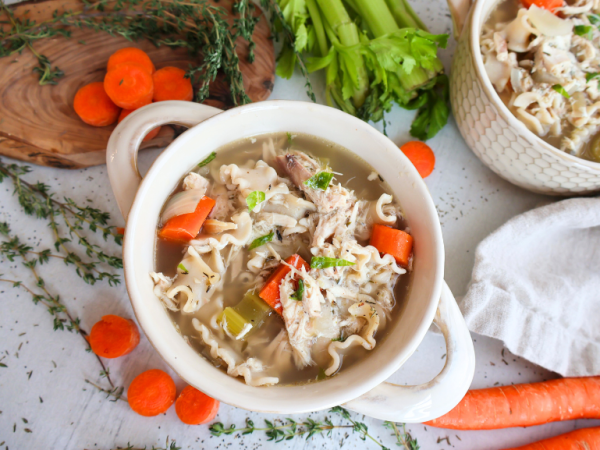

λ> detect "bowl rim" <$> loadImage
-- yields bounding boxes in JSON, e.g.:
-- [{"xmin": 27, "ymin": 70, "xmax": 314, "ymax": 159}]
[
  {"xmin": 122, "ymin": 100, "xmax": 445, "ymax": 413},
  {"xmin": 467, "ymin": 0, "xmax": 600, "ymax": 172}
]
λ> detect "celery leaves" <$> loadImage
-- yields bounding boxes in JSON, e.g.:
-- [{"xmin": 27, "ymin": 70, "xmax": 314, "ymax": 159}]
[{"xmin": 266, "ymin": 0, "xmax": 450, "ymax": 140}]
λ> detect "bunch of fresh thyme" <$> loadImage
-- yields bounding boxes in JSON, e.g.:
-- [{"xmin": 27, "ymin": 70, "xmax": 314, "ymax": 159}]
[
  {"xmin": 0, "ymin": 159, "xmax": 122, "ymax": 286},
  {"xmin": 0, "ymin": 0, "xmax": 259, "ymax": 105},
  {"xmin": 0, "ymin": 159, "xmax": 127, "ymax": 392},
  {"xmin": 209, "ymin": 406, "xmax": 420, "ymax": 449}
]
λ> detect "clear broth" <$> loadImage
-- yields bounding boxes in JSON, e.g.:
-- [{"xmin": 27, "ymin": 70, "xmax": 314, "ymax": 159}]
[{"xmin": 155, "ymin": 132, "xmax": 412, "ymax": 386}]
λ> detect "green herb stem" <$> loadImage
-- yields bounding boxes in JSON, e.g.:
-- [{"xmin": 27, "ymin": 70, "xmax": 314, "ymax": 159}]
[{"xmin": 85, "ymin": 379, "xmax": 126, "ymax": 402}]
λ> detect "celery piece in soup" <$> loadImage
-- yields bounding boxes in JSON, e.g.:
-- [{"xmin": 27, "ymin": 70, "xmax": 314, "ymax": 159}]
[{"xmin": 219, "ymin": 291, "xmax": 272, "ymax": 338}]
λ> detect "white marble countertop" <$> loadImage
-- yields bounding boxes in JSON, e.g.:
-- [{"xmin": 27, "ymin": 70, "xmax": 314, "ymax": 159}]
[{"xmin": 1, "ymin": 1, "xmax": 599, "ymax": 449}]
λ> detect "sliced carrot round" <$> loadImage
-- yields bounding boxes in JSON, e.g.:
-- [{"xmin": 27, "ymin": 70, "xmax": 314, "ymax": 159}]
[
  {"xmin": 152, "ymin": 67, "xmax": 193, "ymax": 102},
  {"xmin": 73, "ymin": 82, "xmax": 120, "ymax": 127},
  {"xmin": 104, "ymin": 63, "xmax": 154, "ymax": 110},
  {"xmin": 118, "ymin": 109, "xmax": 161, "ymax": 141},
  {"xmin": 400, "ymin": 141, "xmax": 436, "ymax": 178},
  {"xmin": 107, "ymin": 47, "xmax": 155, "ymax": 75},
  {"xmin": 128, "ymin": 369, "xmax": 176, "ymax": 417},
  {"xmin": 175, "ymin": 385, "xmax": 220, "ymax": 425},
  {"xmin": 89, "ymin": 314, "xmax": 140, "ymax": 358}
]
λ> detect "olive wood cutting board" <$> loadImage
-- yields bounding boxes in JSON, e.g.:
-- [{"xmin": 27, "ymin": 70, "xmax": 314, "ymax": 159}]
[{"xmin": 0, "ymin": 0, "xmax": 275, "ymax": 169}]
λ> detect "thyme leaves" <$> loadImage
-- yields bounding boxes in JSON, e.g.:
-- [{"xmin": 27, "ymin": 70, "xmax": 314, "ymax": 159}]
[
  {"xmin": 209, "ymin": 407, "xmax": 418, "ymax": 449},
  {"xmin": 0, "ymin": 223, "xmax": 117, "ymax": 390},
  {"xmin": 0, "ymin": 159, "xmax": 122, "ymax": 286},
  {"xmin": 0, "ymin": 0, "xmax": 259, "ymax": 106}
]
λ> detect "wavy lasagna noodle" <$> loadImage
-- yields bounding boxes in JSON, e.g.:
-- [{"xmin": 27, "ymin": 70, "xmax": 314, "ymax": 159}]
[{"xmin": 150, "ymin": 133, "xmax": 413, "ymax": 386}]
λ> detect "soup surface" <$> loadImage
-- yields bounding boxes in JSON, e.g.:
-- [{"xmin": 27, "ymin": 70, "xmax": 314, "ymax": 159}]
[
  {"xmin": 151, "ymin": 132, "xmax": 413, "ymax": 386},
  {"xmin": 481, "ymin": 0, "xmax": 600, "ymax": 162}
]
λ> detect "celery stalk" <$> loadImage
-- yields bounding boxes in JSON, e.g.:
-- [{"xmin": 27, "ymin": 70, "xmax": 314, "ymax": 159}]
[
  {"xmin": 306, "ymin": 0, "xmax": 329, "ymax": 57},
  {"xmin": 399, "ymin": 67, "xmax": 431, "ymax": 92},
  {"xmin": 353, "ymin": 0, "xmax": 398, "ymax": 37},
  {"xmin": 383, "ymin": 0, "xmax": 429, "ymax": 31},
  {"xmin": 219, "ymin": 291, "xmax": 272, "ymax": 339},
  {"xmin": 317, "ymin": 0, "xmax": 369, "ymax": 107},
  {"xmin": 220, "ymin": 307, "xmax": 248, "ymax": 336},
  {"xmin": 400, "ymin": 0, "xmax": 429, "ymax": 32}
]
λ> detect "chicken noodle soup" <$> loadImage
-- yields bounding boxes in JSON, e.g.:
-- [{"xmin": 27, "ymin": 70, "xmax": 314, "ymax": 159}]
[
  {"xmin": 481, "ymin": 0, "xmax": 600, "ymax": 162},
  {"xmin": 151, "ymin": 133, "xmax": 413, "ymax": 386}
]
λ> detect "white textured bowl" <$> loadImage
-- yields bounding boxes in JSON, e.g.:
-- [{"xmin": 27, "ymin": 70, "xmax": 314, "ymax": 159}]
[
  {"xmin": 450, "ymin": 0, "xmax": 600, "ymax": 195},
  {"xmin": 106, "ymin": 100, "xmax": 475, "ymax": 421}
]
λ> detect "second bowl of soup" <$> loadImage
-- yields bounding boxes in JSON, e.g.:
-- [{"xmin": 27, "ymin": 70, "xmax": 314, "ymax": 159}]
[
  {"xmin": 106, "ymin": 100, "xmax": 475, "ymax": 421},
  {"xmin": 449, "ymin": 0, "xmax": 600, "ymax": 194}
]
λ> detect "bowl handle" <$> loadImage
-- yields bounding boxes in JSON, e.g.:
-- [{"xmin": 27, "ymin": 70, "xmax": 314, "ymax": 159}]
[
  {"xmin": 106, "ymin": 101, "xmax": 222, "ymax": 220},
  {"xmin": 343, "ymin": 281, "xmax": 475, "ymax": 422},
  {"xmin": 447, "ymin": 0, "xmax": 472, "ymax": 38}
]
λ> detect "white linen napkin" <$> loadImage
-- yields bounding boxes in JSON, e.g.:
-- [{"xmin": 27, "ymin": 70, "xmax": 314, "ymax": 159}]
[{"xmin": 459, "ymin": 197, "xmax": 600, "ymax": 377}]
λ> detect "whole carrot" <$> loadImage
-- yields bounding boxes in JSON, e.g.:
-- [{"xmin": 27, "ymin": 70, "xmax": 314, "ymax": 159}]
[
  {"xmin": 502, "ymin": 427, "xmax": 600, "ymax": 450},
  {"xmin": 425, "ymin": 377, "xmax": 600, "ymax": 430}
]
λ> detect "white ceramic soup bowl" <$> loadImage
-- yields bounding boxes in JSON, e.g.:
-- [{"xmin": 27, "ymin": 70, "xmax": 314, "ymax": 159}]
[
  {"xmin": 448, "ymin": 0, "xmax": 600, "ymax": 195},
  {"xmin": 106, "ymin": 100, "xmax": 475, "ymax": 421}
]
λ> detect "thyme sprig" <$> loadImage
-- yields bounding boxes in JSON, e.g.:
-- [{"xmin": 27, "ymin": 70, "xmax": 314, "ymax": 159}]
[
  {"xmin": 85, "ymin": 379, "xmax": 126, "ymax": 402},
  {"xmin": 383, "ymin": 421, "xmax": 420, "ymax": 450},
  {"xmin": 108, "ymin": 438, "xmax": 181, "ymax": 450},
  {"xmin": 0, "ymin": 159, "xmax": 122, "ymax": 286},
  {"xmin": 0, "ymin": 223, "xmax": 116, "ymax": 389},
  {"xmin": 210, "ymin": 406, "xmax": 408, "ymax": 449},
  {"xmin": 0, "ymin": 0, "xmax": 258, "ymax": 105}
]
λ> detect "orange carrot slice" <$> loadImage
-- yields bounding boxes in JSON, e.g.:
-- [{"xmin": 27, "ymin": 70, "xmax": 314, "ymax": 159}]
[
  {"xmin": 104, "ymin": 63, "xmax": 154, "ymax": 110},
  {"xmin": 520, "ymin": 0, "xmax": 563, "ymax": 12},
  {"xmin": 175, "ymin": 385, "xmax": 220, "ymax": 425},
  {"xmin": 107, "ymin": 47, "xmax": 155, "ymax": 75},
  {"xmin": 128, "ymin": 369, "xmax": 176, "ymax": 417},
  {"xmin": 89, "ymin": 315, "xmax": 140, "ymax": 359},
  {"xmin": 259, "ymin": 254, "xmax": 309, "ymax": 314},
  {"xmin": 425, "ymin": 377, "xmax": 600, "ymax": 430},
  {"xmin": 369, "ymin": 224, "xmax": 413, "ymax": 268},
  {"xmin": 118, "ymin": 109, "xmax": 161, "ymax": 141},
  {"xmin": 502, "ymin": 427, "xmax": 600, "ymax": 450},
  {"xmin": 158, "ymin": 196, "xmax": 216, "ymax": 242},
  {"xmin": 400, "ymin": 141, "xmax": 436, "ymax": 178},
  {"xmin": 73, "ymin": 82, "xmax": 121, "ymax": 127},
  {"xmin": 152, "ymin": 67, "xmax": 194, "ymax": 102}
]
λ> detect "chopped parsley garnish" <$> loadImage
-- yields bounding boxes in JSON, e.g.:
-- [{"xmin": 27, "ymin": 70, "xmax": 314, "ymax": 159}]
[
  {"xmin": 246, "ymin": 190, "xmax": 266, "ymax": 212},
  {"xmin": 574, "ymin": 25, "xmax": 593, "ymax": 40},
  {"xmin": 249, "ymin": 231, "xmax": 274, "ymax": 250},
  {"xmin": 291, "ymin": 279, "xmax": 305, "ymax": 301},
  {"xmin": 198, "ymin": 152, "xmax": 216, "ymax": 167},
  {"xmin": 310, "ymin": 256, "xmax": 355, "ymax": 269},
  {"xmin": 304, "ymin": 172, "xmax": 334, "ymax": 190},
  {"xmin": 551, "ymin": 84, "xmax": 570, "ymax": 99},
  {"xmin": 177, "ymin": 263, "xmax": 188, "ymax": 274},
  {"xmin": 586, "ymin": 72, "xmax": 600, "ymax": 83},
  {"xmin": 588, "ymin": 13, "xmax": 600, "ymax": 25}
]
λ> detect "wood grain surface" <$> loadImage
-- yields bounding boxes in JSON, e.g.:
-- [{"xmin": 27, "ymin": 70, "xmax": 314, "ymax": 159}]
[{"xmin": 0, "ymin": 0, "xmax": 275, "ymax": 169}]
